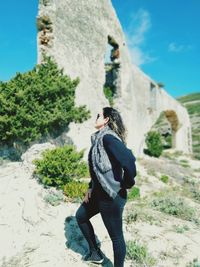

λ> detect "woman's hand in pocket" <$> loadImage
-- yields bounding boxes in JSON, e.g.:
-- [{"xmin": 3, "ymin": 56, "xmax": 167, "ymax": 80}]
[{"xmin": 84, "ymin": 189, "xmax": 92, "ymax": 203}]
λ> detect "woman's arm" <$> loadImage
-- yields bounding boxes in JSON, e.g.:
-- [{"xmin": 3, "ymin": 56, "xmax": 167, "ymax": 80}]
[{"xmin": 103, "ymin": 134, "xmax": 137, "ymax": 188}]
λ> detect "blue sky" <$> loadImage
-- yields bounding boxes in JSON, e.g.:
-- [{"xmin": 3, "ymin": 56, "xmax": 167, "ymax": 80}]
[{"xmin": 0, "ymin": 0, "xmax": 199, "ymax": 98}]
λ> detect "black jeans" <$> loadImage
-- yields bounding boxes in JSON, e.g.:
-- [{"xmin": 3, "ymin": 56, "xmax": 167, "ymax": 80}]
[{"xmin": 75, "ymin": 189, "xmax": 127, "ymax": 267}]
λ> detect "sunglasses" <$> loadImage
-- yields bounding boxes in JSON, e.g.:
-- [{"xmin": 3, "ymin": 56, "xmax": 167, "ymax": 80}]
[{"xmin": 96, "ymin": 113, "xmax": 100, "ymax": 120}]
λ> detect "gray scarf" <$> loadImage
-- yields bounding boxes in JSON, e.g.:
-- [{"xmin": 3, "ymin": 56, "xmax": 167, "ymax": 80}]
[{"xmin": 90, "ymin": 125, "xmax": 122, "ymax": 199}]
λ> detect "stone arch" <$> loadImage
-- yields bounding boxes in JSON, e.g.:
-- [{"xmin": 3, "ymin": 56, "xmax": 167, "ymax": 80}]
[
  {"xmin": 104, "ymin": 35, "xmax": 121, "ymax": 105},
  {"xmin": 150, "ymin": 109, "xmax": 180, "ymax": 150},
  {"xmin": 164, "ymin": 110, "xmax": 180, "ymax": 148}
]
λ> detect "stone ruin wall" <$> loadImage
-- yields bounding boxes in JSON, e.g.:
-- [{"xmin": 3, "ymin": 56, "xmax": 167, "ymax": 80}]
[{"xmin": 37, "ymin": 0, "xmax": 192, "ymax": 158}]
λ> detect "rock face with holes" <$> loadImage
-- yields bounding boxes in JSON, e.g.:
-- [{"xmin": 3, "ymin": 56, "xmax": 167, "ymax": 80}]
[{"xmin": 37, "ymin": 0, "xmax": 192, "ymax": 156}]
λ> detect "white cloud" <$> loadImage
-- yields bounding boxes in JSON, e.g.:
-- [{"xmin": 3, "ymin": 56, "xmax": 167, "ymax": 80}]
[
  {"xmin": 125, "ymin": 9, "xmax": 156, "ymax": 66},
  {"xmin": 129, "ymin": 46, "xmax": 155, "ymax": 66},
  {"xmin": 168, "ymin": 42, "xmax": 193, "ymax": 53}
]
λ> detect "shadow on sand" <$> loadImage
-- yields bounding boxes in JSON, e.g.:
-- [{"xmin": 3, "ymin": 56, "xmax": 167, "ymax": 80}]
[{"xmin": 64, "ymin": 215, "xmax": 114, "ymax": 266}]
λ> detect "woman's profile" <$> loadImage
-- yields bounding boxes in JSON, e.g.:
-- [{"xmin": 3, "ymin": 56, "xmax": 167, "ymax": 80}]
[{"xmin": 76, "ymin": 107, "xmax": 136, "ymax": 267}]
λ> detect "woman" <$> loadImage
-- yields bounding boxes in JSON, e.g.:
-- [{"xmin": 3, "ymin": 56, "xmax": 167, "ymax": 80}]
[{"xmin": 76, "ymin": 107, "xmax": 136, "ymax": 267}]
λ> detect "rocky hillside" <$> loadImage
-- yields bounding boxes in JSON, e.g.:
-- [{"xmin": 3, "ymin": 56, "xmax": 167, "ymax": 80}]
[
  {"xmin": 0, "ymin": 144, "xmax": 200, "ymax": 267},
  {"xmin": 177, "ymin": 92, "xmax": 200, "ymax": 160}
]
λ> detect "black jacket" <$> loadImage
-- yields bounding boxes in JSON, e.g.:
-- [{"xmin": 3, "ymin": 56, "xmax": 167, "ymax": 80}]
[{"xmin": 88, "ymin": 134, "xmax": 136, "ymax": 192}]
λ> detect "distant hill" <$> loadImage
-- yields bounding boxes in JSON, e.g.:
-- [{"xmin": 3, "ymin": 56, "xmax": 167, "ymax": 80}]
[{"xmin": 177, "ymin": 92, "xmax": 200, "ymax": 160}]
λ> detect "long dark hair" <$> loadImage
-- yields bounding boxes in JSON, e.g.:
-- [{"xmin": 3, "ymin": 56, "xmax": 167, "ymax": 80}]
[{"xmin": 103, "ymin": 107, "xmax": 127, "ymax": 144}]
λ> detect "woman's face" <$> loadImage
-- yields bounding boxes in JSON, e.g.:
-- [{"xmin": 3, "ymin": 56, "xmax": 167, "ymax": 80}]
[{"xmin": 94, "ymin": 111, "xmax": 109, "ymax": 130}]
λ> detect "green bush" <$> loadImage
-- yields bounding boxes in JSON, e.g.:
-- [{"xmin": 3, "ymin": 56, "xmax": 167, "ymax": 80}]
[
  {"xmin": 173, "ymin": 224, "xmax": 190, "ymax": 233},
  {"xmin": 165, "ymin": 134, "xmax": 172, "ymax": 148},
  {"xmin": 125, "ymin": 207, "xmax": 157, "ymax": 225},
  {"xmin": 145, "ymin": 131, "xmax": 163, "ymax": 157},
  {"xmin": 186, "ymin": 258, "xmax": 200, "ymax": 267},
  {"xmin": 126, "ymin": 240, "xmax": 156, "ymax": 266},
  {"xmin": 103, "ymin": 86, "xmax": 114, "ymax": 106},
  {"xmin": 181, "ymin": 163, "xmax": 190, "ymax": 168},
  {"xmin": 180, "ymin": 159, "xmax": 190, "ymax": 168},
  {"xmin": 151, "ymin": 195, "xmax": 198, "ymax": 223},
  {"xmin": 190, "ymin": 187, "xmax": 200, "ymax": 202},
  {"xmin": 160, "ymin": 175, "xmax": 169, "ymax": 183},
  {"xmin": 44, "ymin": 190, "xmax": 64, "ymax": 206},
  {"xmin": 128, "ymin": 187, "xmax": 140, "ymax": 200},
  {"xmin": 63, "ymin": 181, "xmax": 88, "ymax": 201},
  {"xmin": 34, "ymin": 145, "xmax": 88, "ymax": 187},
  {"xmin": 183, "ymin": 176, "xmax": 197, "ymax": 186},
  {"xmin": 0, "ymin": 56, "xmax": 90, "ymax": 148},
  {"xmin": 181, "ymin": 179, "xmax": 200, "ymax": 203}
]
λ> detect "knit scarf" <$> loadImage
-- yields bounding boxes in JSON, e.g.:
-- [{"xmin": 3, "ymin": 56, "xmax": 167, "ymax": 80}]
[{"xmin": 89, "ymin": 125, "xmax": 122, "ymax": 199}]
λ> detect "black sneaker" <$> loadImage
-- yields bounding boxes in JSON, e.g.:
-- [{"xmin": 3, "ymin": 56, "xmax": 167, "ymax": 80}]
[{"xmin": 83, "ymin": 248, "xmax": 104, "ymax": 264}]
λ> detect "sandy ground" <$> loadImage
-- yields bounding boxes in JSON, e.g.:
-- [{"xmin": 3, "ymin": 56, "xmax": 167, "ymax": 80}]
[{"xmin": 0, "ymin": 146, "xmax": 200, "ymax": 267}]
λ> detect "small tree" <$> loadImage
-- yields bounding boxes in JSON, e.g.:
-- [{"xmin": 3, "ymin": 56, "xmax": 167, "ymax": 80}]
[
  {"xmin": 34, "ymin": 145, "xmax": 88, "ymax": 187},
  {"xmin": 0, "ymin": 56, "xmax": 90, "ymax": 148},
  {"xmin": 145, "ymin": 131, "xmax": 163, "ymax": 157}
]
